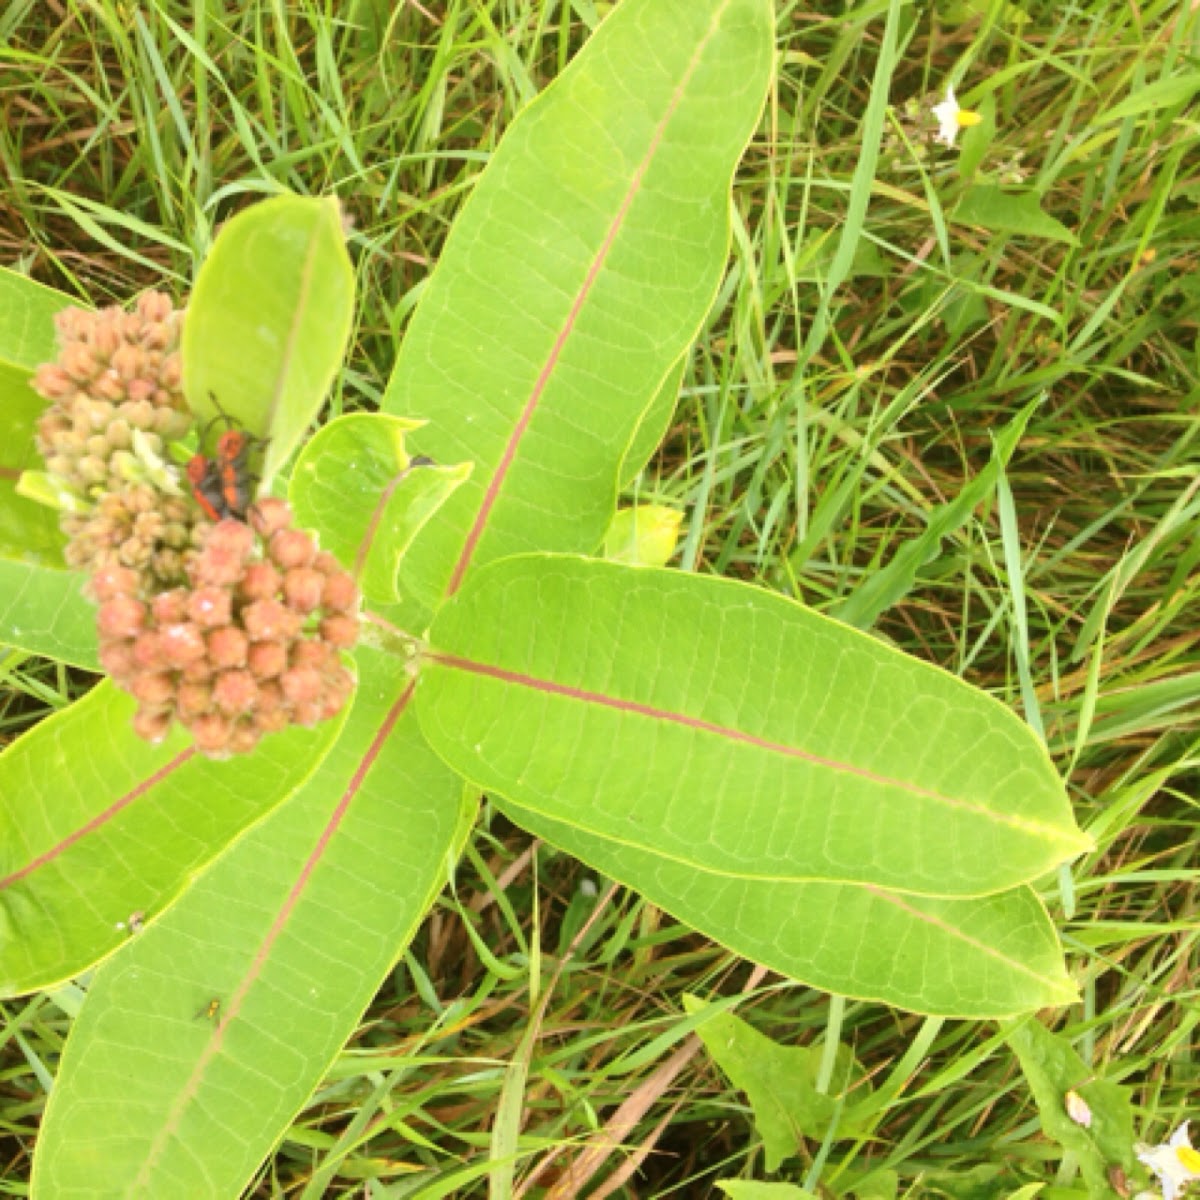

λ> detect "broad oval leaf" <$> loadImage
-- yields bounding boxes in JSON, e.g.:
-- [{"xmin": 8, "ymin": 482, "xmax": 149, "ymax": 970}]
[
  {"xmin": 416, "ymin": 555, "xmax": 1090, "ymax": 898},
  {"xmin": 505, "ymin": 798, "xmax": 1076, "ymax": 1017},
  {"xmin": 381, "ymin": 0, "xmax": 773, "ymax": 613},
  {"xmin": 0, "ymin": 682, "xmax": 343, "ymax": 996},
  {"xmin": 0, "ymin": 558, "xmax": 97, "ymax": 668},
  {"xmin": 0, "ymin": 270, "xmax": 73, "ymax": 563},
  {"xmin": 33, "ymin": 650, "xmax": 474, "ymax": 1198},
  {"xmin": 290, "ymin": 413, "xmax": 472, "ymax": 604},
  {"xmin": 181, "ymin": 195, "xmax": 354, "ymax": 483},
  {"xmin": 0, "ymin": 267, "xmax": 73, "ymax": 370}
]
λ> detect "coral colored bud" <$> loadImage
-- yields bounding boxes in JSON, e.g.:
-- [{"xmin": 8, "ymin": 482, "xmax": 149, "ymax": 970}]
[
  {"xmin": 177, "ymin": 681, "xmax": 213, "ymax": 719},
  {"xmin": 320, "ymin": 614, "xmax": 359, "ymax": 648},
  {"xmin": 280, "ymin": 666, "xmax": 322, "ymax": 707},
  {"xmin": 131, "ymin": 631, "xmax": 167, "ymax": 670},
  {"xmin": 256, "ymin": 680, "xmax": 285, "ymax": 714},
  {"xmin": 311, "ymin": 551, "xmax": 341, "ymax": 576},
  {"xmin": 110, "ymin": 344, "xmax": 142, "ymax": 380},
  {"xmin": 208, "ymin": 626, "xmax": 249, "ymax": 669},
  {"xmin": 151, "ymin": 589, "xmax": 190, "ymax": 624},
  {"xmin": 188, "ymin": 587, "xmax": 233, "ymax": 628},
  {"xmin": 213, "ymin": 669, "xmax": 258, "ymax": 715},
  {"xmin": 229, "ymin": 722, "xmax": 262, "ymax": 756},
  {"xmin": 204, "ymin": 519, "xmax": 256, "ymax": 560},
  {"xmin": 243, "ymin": 599, "xmax": 301, "ymax": 641},
  {"xmin": 181, "ymin": 658, "xmax": 213, "ymax": 683},
  {"xmin": 239, "ymin": 562, "xmax": 282, "ymax": 602},
  {"xmin": 321, "ymin": 571, "xmax": 357, "ymax": 614},
  {"xmin": 290, "ymin": 640, "xmax": 331, "ymax": 670},
  {"xmin": 131, "ymin": 671, "xmax": 175, "ymax": 707},
  {"xmin": 247, "ymin": 640, "xmax": 288, "ymax": 679},
  {"xmin": 194, "ymin": 545, "xmax": 245, "ymax": 587},
  {"xmin": 97, "ymin": 595, "xmax": 146, "ymax": 640},
  {"xmin": 321, "ymin": 571, "xmax": 359, "ymax": 613},
  {"xmin": 190, "ymin": 712, "xmax": 233, "ymax": 755},
  {"xmin": 269, "ymin": 528, "xmax": 315, "ymax": 570},
  {"xmin": 283, "ymin": 567, "xmax": 325, "ymax": 613},
  {"xmin": 290, "ymin": 699, "xmax": 322, "ymax": 727},
  {"xmin": 254, "ymin": 706, "xmax": 292, "ymax": 734},
  {"xmin": 99, "ymin": 638, "xmax": 135, "ymax": 676},
  {"xmin": 159, "ymin": 622, "xmax": 206, "ymax": 667},
  {"xmin": 249, "ymin": 498, "xmax": 292, "ymax": 537},
  {"xmin": 89, "ymin": 564, "xmax": 140, "ymax": 601},
  {"xmin": 132, "ymin": 707, "xmax": 173, "ymax": 744},
  {"xmin": 33, "ymin": 363, "xmax": 73, "ymax": 398}
]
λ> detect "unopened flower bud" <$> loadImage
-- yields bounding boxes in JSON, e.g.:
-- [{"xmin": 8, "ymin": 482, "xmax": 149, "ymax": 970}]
[
  {"xmin": 188, "ymin": 587, "xmax": 232, "ymax": 628},
  {"xmin": 190, "ymin": 712, "xmax": 233, "ymax": 756},
  {"xmin": 150, "ymin": 589, "xmax": 189, "ymax": 624},
  {"xmin": 177, "ymin": 681, "xmax": 213, "ymax": 719},
  {"xmin": 280, "ymin": 666, "xmax": 322, "ymax": 707},
  {"xmin": 243, "ymin": 599, "xmax": 301, "ymax": 641},
  {"xmin": 213, "ymin": 669, "xmax": 257, "ymax": 715},
  {"xmin": 131, "ymin": 671, "xmax": 175, "ymax": 707},
  {"xmin": 229, "ymin": 722, "xmax": 262, "ymax": 756},
  {"xmin": 132, "ymin": 707, "xmax": 173, "ymax": 744},
  {"xmin": 269, "ymin": 528, "xmax": 315, "ymax": 570},
  {"xmin": 249, "ymin": 498, "xmax": 292, "ymax": 537},
  {"xmin": 89, "ymin": 564, "xmax": 140, "ymax": 601},
  {"xmin": 159, "ymin": 622, "xmax": 206, "ymax": 667},
  {"xmin": 238, "ymin": 562, "xmax": 281, "ymax": 602},
  {"xmin": 98, "ymin": 639, "xmax": 135, "ymax": 675},
  {"xmin": 247, "ymin": 640, "xmax": 288, "ymax": 679},
  {"xmin": 208, "ymin": 626, "xmax": 248, "ymax": 669},
  {"xmin": 283, "ymin": 567, "xmax": 324, "ymax": 613},
  {"xmin": 290, "ymin": 640, "xmax": 330, "ymax": 670},
  {"xmin": 320, "ymin": 614, "xmax": 359, "ymax": 648},
  {"xmin": 97, "ymin": 595, "xmax": 146, "ymax": 639},
  {"xmin": 131, "ymin": 631, "xmax": 167, "ymax": 670},
  {"xmin": 321, "ymin": 571, "xmax": 359, "ymax": 613}
]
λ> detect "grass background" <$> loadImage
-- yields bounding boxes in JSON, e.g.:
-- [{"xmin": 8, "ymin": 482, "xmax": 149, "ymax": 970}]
[{"xmin": 2, "ymin": 0, "xmax": 1199, "ymax": 1195}]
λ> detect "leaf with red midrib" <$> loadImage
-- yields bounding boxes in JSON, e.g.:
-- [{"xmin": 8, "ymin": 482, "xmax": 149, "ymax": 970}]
[
  {"xmin": 33, "ymin": 650, "xmax": 473, "ymax": 1198},
  {"xmin": 415, "ymin": 554, "xmax": 1089, "ymax": 900},
  {"xmin": 380, "ymin": 0, "xmax": 773, "ymax": 619},
  {"xmin": 0, "ymin": 681, "xmax": 343, "ymax": 997}
]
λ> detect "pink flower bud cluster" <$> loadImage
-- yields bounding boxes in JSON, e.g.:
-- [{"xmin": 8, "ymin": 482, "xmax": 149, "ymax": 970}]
[
  {"xmin": 34, "ymin": 292, "xmax": 192, "ymax": 497},
  {"xmin": 93, "ymin": 499, "xmax": 359, "ymax": 758},
  {"xmin": 32, "ymin": 292, "xmax": 204, "ymax": 586}
]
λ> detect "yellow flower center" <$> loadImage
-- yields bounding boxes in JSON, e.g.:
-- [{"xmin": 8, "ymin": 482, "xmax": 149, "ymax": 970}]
[
  {"xmin": 956, "ymin": 109, "xmax": 983, "ymax": 128},
  {"xmin": 1177, "ymin": 1145, "xmax": 1200, "ymax": 1172}
]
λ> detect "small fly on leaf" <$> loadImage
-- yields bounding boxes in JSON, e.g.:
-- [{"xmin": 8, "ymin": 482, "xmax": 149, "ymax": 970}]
[{"xmin": 194, "ymin": 997, "xmax": 222, "ymax": 1024}]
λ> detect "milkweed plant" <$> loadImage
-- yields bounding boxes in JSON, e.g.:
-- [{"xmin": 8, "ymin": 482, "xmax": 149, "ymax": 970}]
[{"xmin": 0, "ymin": 0, "xmax": 1104, "ymax": 1192}]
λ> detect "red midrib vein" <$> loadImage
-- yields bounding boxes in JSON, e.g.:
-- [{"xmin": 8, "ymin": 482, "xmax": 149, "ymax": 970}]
[
  {"xmin": 0, "ymin": 746, "xmax": 196, "ymax": 892},
  {"xmin": 430, "ymin": 651, "xmax": 1063, "ymax": 838},
  {"xmin": 444, "ymin": 4, "xmax": 731, "ymax": 598},
  {"xmin": 134, "ymin": 682, "xmax": 414, "ymax": 1187}
]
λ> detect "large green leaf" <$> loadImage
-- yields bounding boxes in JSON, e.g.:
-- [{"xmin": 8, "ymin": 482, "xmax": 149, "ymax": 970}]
[
  {"xmin": 416, "ymin": 555, "xmax": 1089, "ymax": 899},
  {"xmin": 0, "ymin": 558, "xmax": 97, "ymax": 668},
  {"xmin": 502, "ymin": 801, "xmax": 1075, "ymax": 1017},
  {"xmin": 181, "ymin": 195, "xmax": 354, "ymax": 484},
  {"xmin": 33, "ymin": 650, "xmax": 474, "ymax": 1197},
  {"xmin": 0, "ymin": 270, "xmax": 73, "ymax": 563},
  {"xmin": 290, "ymin": 413, "xmax": 472, "ymax": 605},
  {"xmin": 381, "ymin": 0, "xmax": 772, "ymax": 615},
  {"xmin": 0, "ymin": 682, "xmax": 342, "ymax": 995},
  {"xmin": 0, "ymin": 267, "xmax": 72, "ymax": 370}
]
